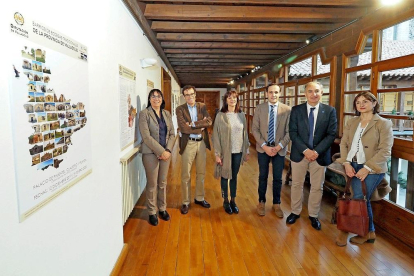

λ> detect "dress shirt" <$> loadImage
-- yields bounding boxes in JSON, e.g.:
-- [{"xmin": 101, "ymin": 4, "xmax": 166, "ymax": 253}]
[
  {"xmin": 260, "ymin": 102, "xmax": 284, "ymax": 149},
  {"xmin": 303, "ymin": 102, "xmax": 320, "ymax": 154},
  {"xmin": 345, "ymin": 122, "xmax": 373, "ymax": 172},
  {"xmin": 188, "ymin": 103, "xmax": 202, "ymax": 139}
]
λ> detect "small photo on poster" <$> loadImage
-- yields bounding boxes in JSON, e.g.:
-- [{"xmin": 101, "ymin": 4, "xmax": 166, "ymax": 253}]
[
  {"xmin": 45, "ymin": 94, "xmax": 54, "ymax": 103},
  {"xmin": 32, "ymin": 154, "xmax": 40, "ymax": 166},
  {"xmin": 24, "ymin": 71, "xmax": 34, "ymax": 81},
  {"xmin": 65, "ymin": 136, "xmax": 72, "ymax": 145},
  {"xmin": 22, "ymin": 59, "xmax": 32, "ymax": 70},
  {"xmin": 52, "ymin": 146, "xmax": 63, "ymax": 158},
  {"xmin": 32, "ymin": 124, "xmax": 40, "ymax": 133},
  {"xmin": 42, "ymin": 66, "xmax": 51, "ymax": 74},
  {"xmin": 44, "ymin": 102, "xmax": 55, "ymax": 111},
  {"xmin": 55, "ymin": 129, "xmax": 64, "ymax": 138},
  {"xmin": 38, "ymin": 84, "xmax": 46, "ymax": 93},
  {"xmin": 47, "ymin": 113, "xmax": 58, "ymax": 121},
  {"xmin": 56, "ymin": 103, "xmax": 65, "ymax": 111},
  {"xmin": 64, "ymin": 127, "xmax": 73, "ymax": 137},
  {"xmin": 49, "ymin": 121, "xmax": 60, "ymax": 131},
  {"xmin": 41, "ymin": 123, "xmax": 49, "ymax": 132},
  {"xmin": 21, "ymin": 46, "xmax": 35, "ymax": 60},
  {"xmin": 44, "ymin": 75, "xmax": 50, "ymax": 84},
  {"xmin": 32, "ymin": 61, "xmax": 42, "ymax": 72},
  {"xmin": 65, "ymin": 103, "xmax": 71, "ymax": 110},
  {"xmin": 29, "ymin": 144, "xmax": 43, "ymax": 156},
  {"xmin": 35, "ymin": 92, "xmax": 44, "ymax": 102},
  {"xmin": 58, "ymin": 112, "xmax": 65, "ymax": 120},
  {"xmin": 44, "ymin": 140, "xmax": 55, "ymax": 151},
  {"xmin": 66, "ymin": 111, "xmax": 75, "ymax": 119},
  {"xmin": 33, "ymin": 72, "xmax": 43, "ymax": 82},
  {"xmin": 28, "ymin": 81, "xmax": 37, "ymax": 92},
  {"xmin": 37, "ymin": 112, "xmax": 47, "ymax": 123},
  {"xmin": 28, "ymin": 133, "xmax": 43, "ymax": 144},
  {"xmin": 28, "ymin": 114, "xmax": 37, "ymax": 123},
  {"xmin": 27, "ymin": 92, "xmax": 35, "ymax": 102},
  {"xmin": 55, "ymin": 137, "xmax": 65, "ymax": 146},
  {"xmin": 35, "ymin": 48, "xmax": 46, "ymax": 63},
  {"xmin": 24, "ymin": 103, "xmax": 34, "ymax": 113},
  {"xmin": 34, "ymin": 103, "xmax": 44, "ymax": 112},
  {"xmin": 68, "ymin": 118, "xmax": 76, "ymax": 127},
  {"xmin": 38, "ymin": 158, "xmax": 53, "ymax": 171},
  {"xmin": 40, "ymin": 151, "xmax": 53, "ymax": 163}
]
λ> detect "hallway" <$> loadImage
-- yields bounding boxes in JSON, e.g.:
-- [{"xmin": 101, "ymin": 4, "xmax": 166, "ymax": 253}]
[{"xmin": 120, "ymin": 141, "xmax": 414, "ymax": 276}]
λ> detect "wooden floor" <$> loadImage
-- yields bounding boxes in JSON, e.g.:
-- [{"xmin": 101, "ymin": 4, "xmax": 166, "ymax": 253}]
[{"xmin": 120, "ymin": 141, "xmax": 414, "ymax": 276}]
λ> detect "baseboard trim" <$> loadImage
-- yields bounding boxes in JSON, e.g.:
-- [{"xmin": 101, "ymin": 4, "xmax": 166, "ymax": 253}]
[{"xmin": 110, "ymin": 243, "xmax": 129, "ymax": 276}]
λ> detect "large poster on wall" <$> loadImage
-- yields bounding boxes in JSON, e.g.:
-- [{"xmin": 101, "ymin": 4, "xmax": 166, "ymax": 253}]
[
  {"xmin": 118, "ymin": 65, "xmax": 137, "ymax": 150},
  {"xmin": 8, "ymin": 12, "xmax": 92, "ymax": 221}
]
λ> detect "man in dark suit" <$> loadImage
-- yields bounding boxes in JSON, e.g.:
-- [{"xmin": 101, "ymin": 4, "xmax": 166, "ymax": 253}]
[
  {"xmin": 287, "ymin": 82, "xmax": 337, "ymax": 230},
  {"xmin": 176, "ymin": 85, "xmax": 212, "ymax": 214}
]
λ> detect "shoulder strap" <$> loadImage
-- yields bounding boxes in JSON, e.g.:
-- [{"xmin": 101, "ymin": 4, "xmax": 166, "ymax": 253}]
[{"xmin": 344, "ymin": 177, "xmax": 367, "ymax": 199}]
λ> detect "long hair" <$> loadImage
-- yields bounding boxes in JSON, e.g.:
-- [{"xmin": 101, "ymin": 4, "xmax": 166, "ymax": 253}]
[
  {"xmin": 147, "ymin": 89, "xmax": 166, "ymax": 110},
  {"xmin": 220, "ymin": 91, "xmax": 241, "ymax": 113},
  {"xmin": 353, "ymin": 91, "xmax": 379, "ymax": 116}
]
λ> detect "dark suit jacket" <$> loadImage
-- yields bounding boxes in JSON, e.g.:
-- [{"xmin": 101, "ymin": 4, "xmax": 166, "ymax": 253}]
[
  {"xmin": 176, "ymin": 102, "xmax": 212, "ymax": 155},
  {"xmin": 289, "ymin": 102, "xmax": 337, "ymax": 166}
]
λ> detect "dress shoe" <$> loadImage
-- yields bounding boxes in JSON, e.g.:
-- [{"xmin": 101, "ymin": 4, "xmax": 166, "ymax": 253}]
[
  {"xmin": 194, "ymin": 199, "xmax": 211, "ymax": 208},
  {"xmin": 350, "ymin": 231, "xmax": 376, "ymax": 244},
  {"xmin": 272, "ymin": 204, "xmax": 284, "ymax": 218},
  {"xmin": 335, "ymin": 230, "xmax": 349, "ymax": 247},
  {"xmin": 149, "ymin": 214, "xmax": 158, "ymax": 226},
  {"xmin": 223, "ymin": 201, "xmax": 233, "ymax": 215},
  {"xmin": 257, "ymin": 201, "xmax": 265, "ymax": 216},
  {"xmin": 230, "ymin": 201, "xmax": 239, "ymax": 214},
  {"xmin": 309, "ymin": 216, "xmax": 321, "ymax": 230},
  {"xmin": 286, "ymin": 213, "xmax": 300, "ymax": 224},
  {"xmin": 180, "ymin": 204, "xmax": 189, "ymax": 215},
  {"xmin": 159, "ymin": 210, "xmax": 170, "ymax": 221}
]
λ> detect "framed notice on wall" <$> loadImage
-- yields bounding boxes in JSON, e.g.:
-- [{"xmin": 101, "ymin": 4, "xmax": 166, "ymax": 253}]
[
  {"xmin": 8, "ymin": 12, "xmax": 92, "ymax": 221},
  {"xmin": 118, "ymin": 65, "xmax": 137, "ymax": 151}
]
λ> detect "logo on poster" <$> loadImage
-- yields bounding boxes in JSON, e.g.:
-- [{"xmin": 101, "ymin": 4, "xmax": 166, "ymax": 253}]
[{"xmin": 14, "ymin": 12, "xmax": 24, "ymax": 26}]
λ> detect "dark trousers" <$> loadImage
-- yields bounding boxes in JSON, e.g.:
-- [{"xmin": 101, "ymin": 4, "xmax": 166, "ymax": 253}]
[
  {"xmin": 221, "ymin": 153, "xmax": 243, "ymax": 198},
  {"xmin": 258, "ymin": 152, "xmax": 285, "ymax": 204}
]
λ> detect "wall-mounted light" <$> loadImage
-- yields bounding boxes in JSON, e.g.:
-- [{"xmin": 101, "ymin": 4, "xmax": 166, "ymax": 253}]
[{"xmin": 140, "ymin": 58, "xmax": 157, "ymax": 68}]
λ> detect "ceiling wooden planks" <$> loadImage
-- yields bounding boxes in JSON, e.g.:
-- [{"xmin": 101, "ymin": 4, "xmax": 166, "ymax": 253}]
[{"xmin": 124, "ymin": 0, "xmax": 378, "ymax": 87}]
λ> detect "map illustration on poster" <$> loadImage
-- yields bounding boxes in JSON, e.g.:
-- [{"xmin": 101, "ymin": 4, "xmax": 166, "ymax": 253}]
[
  {"xmin": 119, "ymin": 65, "xmax": 137, "ymax": 151},
  {"xmin": 8, "ymin": 12, "xmax": 92, "ymax": 221}
]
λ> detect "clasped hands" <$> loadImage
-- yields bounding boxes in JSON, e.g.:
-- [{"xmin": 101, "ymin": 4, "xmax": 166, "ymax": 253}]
[
  {"xmin": 216, "ymin": 153, "xmax": 250, "ymax": 165},
  {"xmin": 263, "ymin": 145, "xmax": 281, "ymax": 157},
  {"xmin": 304, "ymin": 149, "xmax": 318, "ymax": 162},
  {"xmin": 344, "ymin": 163, "xmax": 369, "ymax": 181},
  {"xmin": 158, "ymin": 150, "xmax": 171, "ymax": 161}
]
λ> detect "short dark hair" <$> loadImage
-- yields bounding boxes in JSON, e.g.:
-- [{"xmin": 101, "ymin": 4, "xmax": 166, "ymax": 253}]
[
  {"xmin": 220, "ymin": 91, "xmax": 241, "ymax": 113},
  {"xmin": 182, "ymin": 85, "xmax": 196, "ymax": 96},
  {"xmin": 353, "ymin": 91, "xmax": 379, "ymax": 116},
  {"xmin": 147, "ymin": 89, "xmax": 166, "ymax": 109},
  {"xmin": 265, "ymin": 83, "xmax": 280, "ymax": 92}
]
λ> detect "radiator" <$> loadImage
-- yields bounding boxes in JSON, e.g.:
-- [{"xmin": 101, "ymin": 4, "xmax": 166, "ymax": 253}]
[{"xmin": 120, "ymin": 147, "xmax": 146, "ymax": 225}]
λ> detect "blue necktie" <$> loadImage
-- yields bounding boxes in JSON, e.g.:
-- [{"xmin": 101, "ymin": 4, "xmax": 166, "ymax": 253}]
[
  {"xmin": 308, "ymin": 107, "xmax": 315, "ymax": 149},
  {"xmin": 268, "ymin": 105, "xmax": 275, "ymax": 143}
]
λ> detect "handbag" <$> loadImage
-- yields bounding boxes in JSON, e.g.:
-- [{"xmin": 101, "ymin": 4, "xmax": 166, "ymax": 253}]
[
  {"xmin": 214, "ymin": 163, "xmax": 222, "ymax": 180},
  {"xmin": 336, "ymin": 178, "xmax": 369, "ymax": 237}
]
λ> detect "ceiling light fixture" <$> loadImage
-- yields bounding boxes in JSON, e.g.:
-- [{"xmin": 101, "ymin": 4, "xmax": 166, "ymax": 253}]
[{"xmin": 381, "ymin": 0, "xmax": 402, "ymax": 5}]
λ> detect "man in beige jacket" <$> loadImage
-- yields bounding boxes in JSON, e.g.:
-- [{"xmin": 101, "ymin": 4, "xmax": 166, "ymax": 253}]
[
  {"xmin": 252, "ymin": 83, "xmax": 291, "ymax": 217},
  {"xmin": 176, "ymin": 85, "xmax": 212, "ymax": 215}
]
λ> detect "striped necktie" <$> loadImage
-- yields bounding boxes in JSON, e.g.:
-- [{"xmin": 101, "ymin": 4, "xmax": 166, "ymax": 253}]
[{"xmin": 268, "ymin": 105, "xmax": 275, "ymax": 143}]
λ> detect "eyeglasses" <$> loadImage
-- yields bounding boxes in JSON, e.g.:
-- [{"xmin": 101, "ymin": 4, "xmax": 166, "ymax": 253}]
[
  {"xmin": 151, "ymin": 95, "xmax": 162, "ymax": 99},
  {"xmin": 184, "ymin": 92, "xmax": 196, "ymax": 98}
]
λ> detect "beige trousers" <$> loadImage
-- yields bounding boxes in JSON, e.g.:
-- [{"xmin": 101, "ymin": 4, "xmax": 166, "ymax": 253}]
[
  {"xmin": 291, "ymin": 158, "xmax": 326, "ymax": 218},
  {"xmin": 181, "ymin": 140, "xmax": 206, "ymax": 205},
  {"xmin": 142, "ymin": 153, "xmax": 171, "ymax": 215}
]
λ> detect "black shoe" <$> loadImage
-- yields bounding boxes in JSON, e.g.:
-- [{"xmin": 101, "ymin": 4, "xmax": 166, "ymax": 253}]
[
  {"xmin": 181, "ymin": 204, "xmax": 189, "ymax": 215},
  {"xmin": 223, "ymin": 201, "xmax": 233, "ymax": 214},
  {"xmin": 309, "ymin": 216, "xmax": 321, "ymax": 230},
  {"xmin": 230, "ymin": 201, "xmax": 239, "ymax": 214},
  {"xmin": 149, "ymin": 214, "xmax": 158, "ymax": 226},
  {"xmin": 194, "ymin": 199, "xmax": 211, "ymax": 208},
  {"xmin": 286, "ymin": 213, "xmax": 300, "ymax": 224},
  {"xmin": 159, "ymin": 210, "xmax": 170, "ymax": 221}
]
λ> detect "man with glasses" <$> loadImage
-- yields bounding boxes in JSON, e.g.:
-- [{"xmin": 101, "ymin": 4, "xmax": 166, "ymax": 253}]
[
  {"xmin": 176, "ymin": 85, "xmax": 212, "ymax": 214},
  {"xmin": 287, "ymin": 81, "xmax": 337, "ymax": 230},
  {"xmin": 252, "ymin": 83, "xmax": 291, "ymax": 217}
]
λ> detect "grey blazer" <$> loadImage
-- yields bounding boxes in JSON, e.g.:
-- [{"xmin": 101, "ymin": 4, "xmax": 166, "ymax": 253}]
[
  {"xmin": 252, "ymin": 102, "xmax": 291, "ymax": 155},
  {"xmin": 138, "ymin": 106, "xmax": 175, "ymax": 156}
]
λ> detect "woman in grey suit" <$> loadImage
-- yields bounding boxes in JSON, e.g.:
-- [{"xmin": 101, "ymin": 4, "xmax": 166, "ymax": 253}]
[
  {"xmin": 138, "ymin": 89, "xmax": 175, "ymax": 226},
  {"xmin": 212, "ymin": 91, "xmax": 250, "ymax": 214},
  {"xmin": 336, "ymin": 91, "xmax": 393, "ymax": 246}
]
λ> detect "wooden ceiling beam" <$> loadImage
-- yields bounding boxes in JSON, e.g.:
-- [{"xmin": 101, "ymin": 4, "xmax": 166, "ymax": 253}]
[
  {"xmin": 152, "ymin": 21, "xmax": 341, "ymax": 34},
  {"xmin": 145, "ymin": 4, "xmax": 367, "ymax": 22},
  {"xmin": 167, "ymin": 54, "xmax": 279, "ymax": 59},
  {"xmin": 157, "ymin": 33, "xmax": 310, "ymax": 42},
  {"xmin": 171, "ymin": 62, "xmax": 269, "ymax": 66},
  {"xmin": 161, "ymin": 42, "xmax": 304, "ymax": 49},
  {"xmin": 164, "ymin": 49, "xmax": 289, "ymax": 55},
  {"xmin": 140, "ymin": 0, "xmax": 375, "ymax": 7}
]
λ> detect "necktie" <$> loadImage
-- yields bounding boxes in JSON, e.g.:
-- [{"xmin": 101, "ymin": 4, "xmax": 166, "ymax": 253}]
[
  {"xmin": 268, "ymin": 105, "xmax": 275, "ymax": 143},
  {"xmin": 308, "ymin": 107, "xmax": 316, "ymax": 149}
]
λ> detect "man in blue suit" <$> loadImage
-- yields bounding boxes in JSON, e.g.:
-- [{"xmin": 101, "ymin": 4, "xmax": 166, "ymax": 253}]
[{"xmin": 287, "ymin": 82, "xmax": 337, "ymax": 230}]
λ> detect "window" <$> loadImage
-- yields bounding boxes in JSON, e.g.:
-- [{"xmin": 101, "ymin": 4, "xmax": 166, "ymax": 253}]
[
  {"xmin": 288, "ymin": 57, "xmax": 312, "ymax": 81},
  {"xmin": 380, "ymin": 18, "xmax": 414, "ymax": 61}
]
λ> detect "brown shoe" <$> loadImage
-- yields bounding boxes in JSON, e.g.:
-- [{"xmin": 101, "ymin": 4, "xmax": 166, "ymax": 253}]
[
  {"xmin": 272, "ymin": 204, "xmax": 284, "ymax": 218},
  {"xmin": 180, "ymin": 204, "xmax": 189, "ymax": 215},
  {"xmin": 335, "ymin": 230, "xmax": 348, "ymax": 247},
  {"xmin": 350, "ymin": 231, "xmax": 376, "ymax": 245},
  {"xmin": 257, "ymin": 201, "xmax": 265, "ymax": 216}
]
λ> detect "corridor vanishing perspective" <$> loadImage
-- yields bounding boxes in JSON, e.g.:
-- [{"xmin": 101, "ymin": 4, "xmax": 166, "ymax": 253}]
[{"xmin": 120, "ymin": 142, "xmax": 414, "ymax": 276}]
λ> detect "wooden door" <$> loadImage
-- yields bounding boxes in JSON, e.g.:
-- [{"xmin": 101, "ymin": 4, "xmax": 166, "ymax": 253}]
[
  {"xmin": 195, "ymin": 91, "xmax": 220, "ymax": 123},
  {"xmin": 161, "ymin": 68, "xmax": 171, "ymax": 112}
]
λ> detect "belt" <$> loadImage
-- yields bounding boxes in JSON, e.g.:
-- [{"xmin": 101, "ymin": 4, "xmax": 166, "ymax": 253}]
[
  {"xmin": 189, "ymin": 137, "xmax": 203, "ymax": 142},
  {"xmin": 352, "ymin": 155, "xmax": 357, "ymax": 162},
  {"xmin": 266, "ymin": 141, "xmax": 276, "ymax": 147}
]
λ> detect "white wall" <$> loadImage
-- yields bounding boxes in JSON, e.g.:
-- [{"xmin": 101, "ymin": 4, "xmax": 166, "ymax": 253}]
[{"xmin": 0, "ymin": 1, "xmax": 178, "ymax": 275}]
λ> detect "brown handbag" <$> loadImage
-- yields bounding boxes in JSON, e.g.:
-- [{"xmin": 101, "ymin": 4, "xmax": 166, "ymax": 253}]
[{"xmin": 336, "ymin": 178, "xmax": 369, "ymax": 237}]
